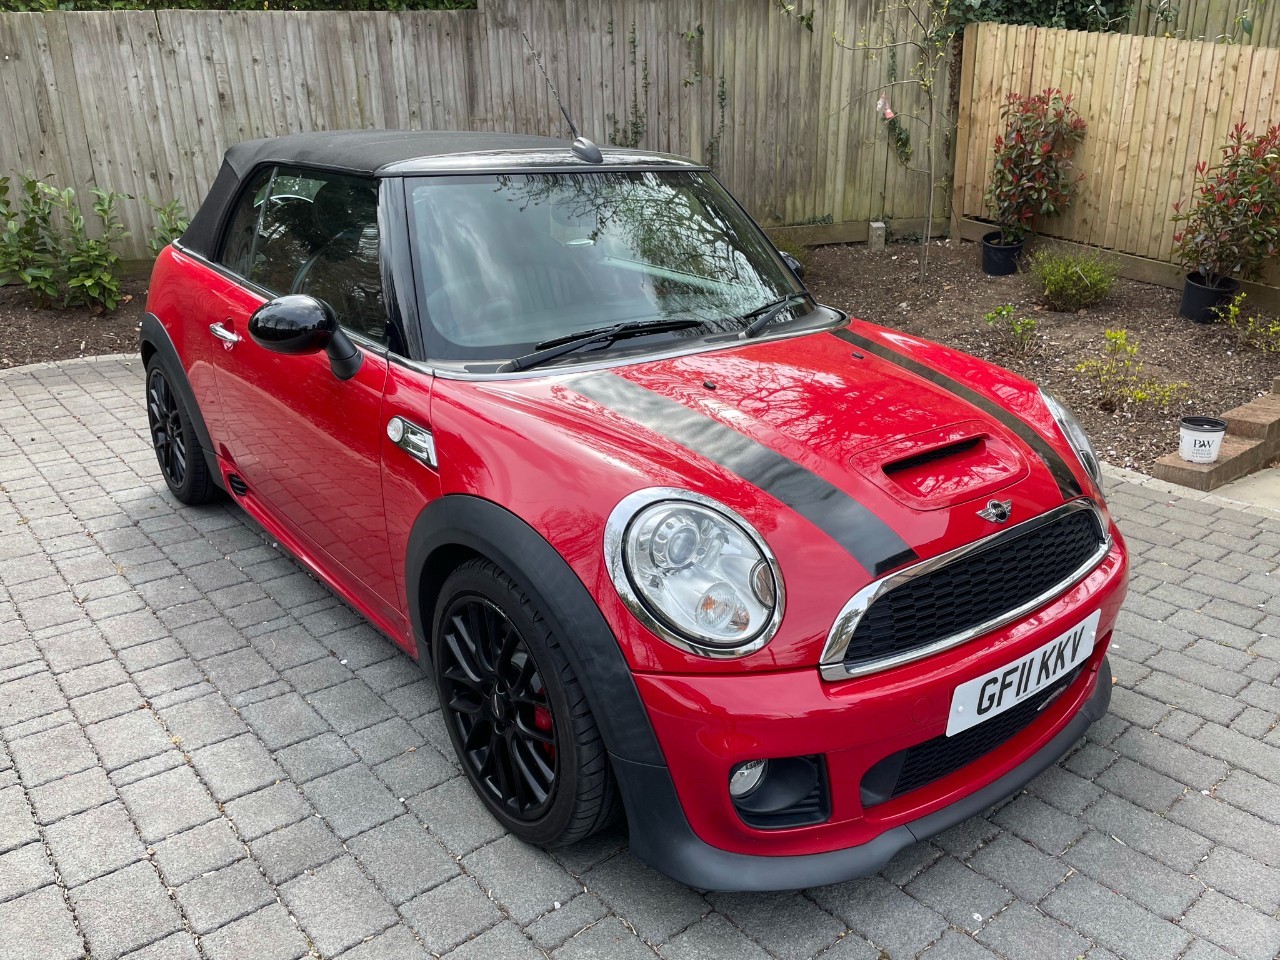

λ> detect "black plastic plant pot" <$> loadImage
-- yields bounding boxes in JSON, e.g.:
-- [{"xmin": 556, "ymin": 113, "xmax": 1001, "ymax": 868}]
[
  {"xmin": 1178, "ymin": 272, "xmax": 1239, "ymax": 324},
  {"xmin": 981, "ymin": 231, "xmax": 1027, "ymax": 276}
]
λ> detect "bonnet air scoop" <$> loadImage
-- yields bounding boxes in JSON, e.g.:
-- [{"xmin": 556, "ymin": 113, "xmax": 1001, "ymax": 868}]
[{"xmin": 851, "ymin": 420, "xmax": 1030, "ymax": 511}]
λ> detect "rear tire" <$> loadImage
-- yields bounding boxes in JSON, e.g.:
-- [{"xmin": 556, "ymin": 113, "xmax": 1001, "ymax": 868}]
[
  {"xmin": 433, "ymin": 558, "xmax": 619, "ymax": 846},
  {"xmin": 145, "ymin": 357, "xmax": 220, "ymax": 505}
]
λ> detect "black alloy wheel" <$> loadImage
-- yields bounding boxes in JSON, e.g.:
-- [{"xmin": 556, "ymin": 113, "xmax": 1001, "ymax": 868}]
[
  {"xmin": 433, "ymin": 559, "xmax": 619, "ymax": 846},
  {"xmin": 145, "ymin": 358, "xmax": 220, "ymax": 505},
  {"xmin": 438, "ymin": 595, "xmax": 558, "ymax": 821}
]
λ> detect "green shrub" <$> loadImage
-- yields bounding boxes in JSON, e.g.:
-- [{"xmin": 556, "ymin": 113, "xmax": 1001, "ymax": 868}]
[
  {"xmin": 147, "ymin": 198, "xmax": 190, "ymax": 259},
  {"xmin": 1075, "ymin": 329, "xmax": 1187, "ymax": 411},
  {"xmin": 1218, "ymin": 291, "xmax": 1280, "ymax": 353},
  {"xmin": 773, "ymin": 239, "xmax": 812, "ymax": 275},
  {"xmin": 1026, "ymin": 248, "xmax": 1117, "ymax": 311},
  {"xmin": 982, "ymin": 303, "xmax": 1038, "ymax": 355}
]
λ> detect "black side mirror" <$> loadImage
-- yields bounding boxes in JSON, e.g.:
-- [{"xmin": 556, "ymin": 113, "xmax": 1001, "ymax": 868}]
[
  {"xmin": 248, "ymin": 295, "xmax": 363, "ymax": 381},
  {"xmin": 780, "ymin": 251, "xmax": 806, "ymax": 282}
]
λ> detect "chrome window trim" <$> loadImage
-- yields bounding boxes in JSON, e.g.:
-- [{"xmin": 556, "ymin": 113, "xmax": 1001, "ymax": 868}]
[
  {"xmin": 819, "ymin": 499, "xmax": 1112, "ymax": 682},
  {"xmin": 603, "ymin": 487, "xmax": 786, "ymax": 660}
]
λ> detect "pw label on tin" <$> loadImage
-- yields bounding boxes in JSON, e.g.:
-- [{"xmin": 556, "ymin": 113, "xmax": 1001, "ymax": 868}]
[{"xmin": 946, "ymin": 609, "xmax": 1100, "ymax": 737}]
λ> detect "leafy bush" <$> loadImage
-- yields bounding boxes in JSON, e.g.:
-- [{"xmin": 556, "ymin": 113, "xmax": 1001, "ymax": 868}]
[
  {"xmin": 1026, "ymin": 248, "xmax": 1117, "ymax": 311},
  {"xmin": 1171, "ymin": 123, "xmax": 1280, "ymax": 288},
  {"xmin": 1, "ymin": 172, "xmax": 131, "ymax": 312},
  {"xmin": 1218, "ymin": 291, "xmax": 1280, "ymax": 353},
  {"xmin": 1075, "ymin": 329, "xmax": 1187, "ymax": 411},
  {"xmin": 147, "ymin": 198, "xmax": 190, "ymax": 259},
  {"xmin": 984, "ymin": 89, "xmax": 1088, "ymax": 244},
  {"xmin": 983, "ymin": 303, "xmax": 1038, "ymax": 354},
  {"xmin": 951, "ymin": 0, "xmax": 1132, "ymax": 32}
]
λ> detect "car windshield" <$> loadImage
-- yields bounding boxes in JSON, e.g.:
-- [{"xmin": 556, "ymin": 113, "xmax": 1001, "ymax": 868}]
[{"xmin": 406, "ymin": 169, "xmax": 819, "ymax": 367}]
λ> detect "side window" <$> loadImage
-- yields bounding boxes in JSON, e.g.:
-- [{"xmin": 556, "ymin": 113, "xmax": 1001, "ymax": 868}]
[{"xmin": 218, "ymin": 166, "xmax": 390, "ymax": 347}]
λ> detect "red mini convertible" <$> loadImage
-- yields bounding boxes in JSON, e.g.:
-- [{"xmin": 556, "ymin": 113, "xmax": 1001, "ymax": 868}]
[{"xmin": 142, "ymin": 131, "xmax": 1127, "ymax": 891}]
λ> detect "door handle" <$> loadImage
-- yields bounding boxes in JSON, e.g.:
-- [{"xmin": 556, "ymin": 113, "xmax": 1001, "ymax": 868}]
[{"xmin": 209, "ymin": 321, "xmax": 241, "ymax": 349}]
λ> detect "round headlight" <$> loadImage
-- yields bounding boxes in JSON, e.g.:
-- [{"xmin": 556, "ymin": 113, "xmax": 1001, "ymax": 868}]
[{"xmin": 605, "ymin": 489, "xmax": 785, "ymax": 658}]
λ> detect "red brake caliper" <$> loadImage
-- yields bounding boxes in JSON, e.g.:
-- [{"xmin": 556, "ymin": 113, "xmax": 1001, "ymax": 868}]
[{"xmin": 534, "ymin": 706, "xmax": 555, "ymax": 761}]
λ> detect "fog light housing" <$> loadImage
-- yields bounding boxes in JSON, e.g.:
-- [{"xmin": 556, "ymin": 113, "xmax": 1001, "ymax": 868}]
[
  {"xmin": 729, "ymin": 759, "xmax": 768, "ymax": 798},
  {"xmin": 729, "ymin": 755, "xmax": 830, "ymax": 830}
]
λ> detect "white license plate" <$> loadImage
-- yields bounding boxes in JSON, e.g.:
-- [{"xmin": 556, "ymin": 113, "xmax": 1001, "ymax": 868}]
[{"xmin": 946, "ymin": 610, "xmax": 1100, "ymax": 736}]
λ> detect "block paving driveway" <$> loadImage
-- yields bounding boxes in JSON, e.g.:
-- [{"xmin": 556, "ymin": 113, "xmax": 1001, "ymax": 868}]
[{"xmin": 2, "ymin": 355, "xmax": 1280, "ymax": 960}]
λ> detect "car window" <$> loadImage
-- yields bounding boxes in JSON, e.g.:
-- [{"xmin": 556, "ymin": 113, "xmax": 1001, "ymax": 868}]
[{"xmin": 218, "ymin": 166, "xmax": 392, "ymax": 348}]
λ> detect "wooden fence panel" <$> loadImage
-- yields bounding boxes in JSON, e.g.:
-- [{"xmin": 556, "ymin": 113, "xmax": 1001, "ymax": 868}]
[
  {"xmin": 956, "ymin": 21, "xmax": 1280, "ymax": 301},
  {"xmin": 1129, "ymin": 0, "xmax": 1280, "ymax": 47},
  {"xmin": 0, "ymin": 0, "xmax": 949, "ymax": 260}
]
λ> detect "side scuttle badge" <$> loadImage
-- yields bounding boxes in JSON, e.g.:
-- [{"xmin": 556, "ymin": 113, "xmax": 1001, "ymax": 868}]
[{"xmin": 387, "ymin": 416, "xmax": 437, "ymax": 469}]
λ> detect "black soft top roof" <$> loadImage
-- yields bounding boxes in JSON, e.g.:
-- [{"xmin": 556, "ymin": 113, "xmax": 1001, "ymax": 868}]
[{"xmin": 180, "ymin": 130, "xmax": 610, "ymax": 258}]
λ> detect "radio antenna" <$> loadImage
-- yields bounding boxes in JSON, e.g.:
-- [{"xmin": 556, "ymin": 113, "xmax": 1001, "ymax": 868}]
[{"xmin": 521, "ymin": 31, "xmax": 603, "ymax": 164}]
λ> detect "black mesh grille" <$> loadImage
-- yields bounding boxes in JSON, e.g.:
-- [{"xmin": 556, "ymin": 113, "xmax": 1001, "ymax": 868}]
[
  {"xmin": 844, "ymin": 508, "xmax": 1104, "ymax": 670},
  {"xmin": 861, "ymin": 666, "xmax": 1083, "ymax": 806}
]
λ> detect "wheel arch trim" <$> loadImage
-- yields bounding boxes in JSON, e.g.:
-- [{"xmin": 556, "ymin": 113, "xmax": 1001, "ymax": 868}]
[
  {"xmin": 139, "ymin": 312, "xmax": 223, "ymax": 488},
  {"xmin": 405, "ymin": 494, "xmax": 666, "ymax": 767}
]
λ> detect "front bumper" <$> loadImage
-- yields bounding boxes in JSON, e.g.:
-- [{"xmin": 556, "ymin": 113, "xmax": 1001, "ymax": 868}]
[{"xmin": 614, "ymin": 656, "xmax": 1112, "ymax": 891}]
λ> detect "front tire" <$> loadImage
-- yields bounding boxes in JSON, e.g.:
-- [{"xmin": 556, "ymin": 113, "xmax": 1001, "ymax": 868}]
[
  {"xmin": 433, "ymin": 558, "xmax": 619, "ymax": 846},
  {"xmin": 145, "ymin": 358, "xmax": 220, "ymax": 505}
]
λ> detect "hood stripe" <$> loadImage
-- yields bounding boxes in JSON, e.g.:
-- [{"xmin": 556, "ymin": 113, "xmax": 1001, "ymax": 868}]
[
  {"xmin": 571, "ymin": 371, "xmax": 918, "ymax": 576},
  {"xmin": 830, "ymin": 328, "xmax": 1083, "ymax": 500}
]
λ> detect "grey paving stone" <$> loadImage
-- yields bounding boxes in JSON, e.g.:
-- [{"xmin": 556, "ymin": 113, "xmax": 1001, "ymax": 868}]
[
  {"xmin": 1095, "ymin": 757, "xmax": 1187, "ymax": 813},
  {"xmin": 1182, "ymin": 890, "xmax": 1280, "ymax": 960},
  {"xmin": 118, "ymin": 638, "xmax": 185, "ymax": 675},
  {"xmin": 203, "ymin": 648, "xmax": 279, "ymax": 698},
  {"xmin": 175, "ymin": 860, "xmax": 275, "ymax": 935},
  {"xmin": 250, "ymin": 816, "xmax": 345, "ymax": 884},
  {"xmin": 302, "ymin": 764, "xmax": 402, "ymax": 840},
  {"xmin": 382, "ymin": 678, "xmax": 439, "ymax": 720},
  {"xmin": 110, "ymin": 748, "xmax": 184, "ymax": 788},
  {"xmin": 0, "ymin": 842, "xmax": 54, "ymax": 904},
  {"xmin": 1189, "ymin": 723, "xmax": 1280, "ymax": 783},
  {"xmin": 809, "ymin": 876, "xmax": 947, "ymax": 960},
  {"xmin": 1082, "ymin": 793, "xmax": 1211, "ymax": 872},
  {"xmin": 1199, "ymin": 847, "xmax": 1280, "ymax": 914},
  {"xmin": 274, "ymin": 732, "xmax": 359, "ymax": 782},
  {"xmin": 43, "ymin": 800, "xmax": 145, "ymax": 887},
  {"xmin": 551, "ymin": 917, "xmax": 658, "ymax": 960},
  {"xmin": 189, "ymin": 733, "xmax": 284, "ymax": 803},
  {"xmin": 248, "ymin": 624, "xmax": 329, "ymax": 672},
  {"xmin": 464, "ymin": 834, "xmax": 580, "ymax": 925},
  {"xmin": 905, "ymin": 855, "xmax": 1013, "ymax": 931},
  {"xmin": 373, "ymin": 746, "xmax": 455, "ymax": 799},
  {"xmin": 406, "ymin": 777, "xmax": 506, "ymax": 855},
  {"xmin": 442, "ymin": 921, "xmax": 545, "ymax": 960},
  {"xmin": 306, "ymin": 678, "xmax": 397, "ymax": 735},
  {"xmin": 200, "ymin": 903, "xmax": 309, "ymax": 960},
  {"xmin": 9, "ymin": 721, "xmax": 96, "ymax": 788},
  {"xmin": 1167, "ymin": 791, "xmax": 1280, "ymax": 868},
  {"xmin": 71, "ymin": 861, "xmax": 183, "ymax": 960},
  {"xmin": 280, "ymin": 856, "xmax": 399, "ymax": 956},
  {"xmin": 710, "ymin": 891, "xmax": 844, "ymax": 959},
  {"xmin": 401, "ymin": 874, "xmax": 503, "ymax": 955},
  {"xmin": 0, "ymin": 885, "xmax": 84, "ymax": 960},
  {"xmin": 1215, "ymin": 769, "xmax": 1280, "ymax": 825},
  {"xmin": 283, "ymin": 657, "xmax": 353, "ymax": 696},
  {"xmin": 119, "ymin": 764, "xmax": 220, "ymax": 843},
  {"xmin": 85, "ymin": 708, "xmax": 172, "ymax": 770},
  {"xmin": 1042, "ymin": 874, "xmax": 1191, "ymax": 960},
  {"xmin": 918, "ymin": 930, "xmax": 1000, "ymax": 960},
  {"xmin": 223, "ymin": 782, "xmax": 310, "ymax": 841},
  {"xmin": 336, "ymin": 924, "xmax": 430, "ymax": 960},
  {"xmin": 976, "ymin": 901, "xmax": 1091, "ymax": 960},
  {"xmin": 968, "ymin": 831, "xmax": 1070, "ymax": 901},
  {"xmin": 119, "ymin": 932, "xmax": 201, "ymax": 960},
  {"xmin": 878, "ymin": 839, "xmax": 942, "ymax": 886},
  {"xmin": 348, "ymin": 815, "xmax": 457, "ymax": 905},
  {"xmin": 346, "ymin": 716, "xmax": 424, "ymax": 766},
  {"xmin": 239, "ymin": 692, "xmax": 328, "ymax": 749},
  {"xmin": 0, "ymin": 673, "xmax": 68, "ymax": 730},
  {"xmin": 152, "ymin": 818, "xmax": 245, "ymax": 887},
  {"xmin": 132, "ymin": 659, "xmax": 205, "ymax": 699},
  {"xmin": 525, "ymin": 894, "xmax": 610, "ymax": 951},
  {"xmin": 1062, "ymin": 830, "xmax": 1201, "ymax": 918},
  {"xmin": 583, "ymin": 852, "xmax": 706, "ymax": 944},
  {"xmin": 69, "ymin": 682, "xmax": 144, "ymax": 725},
  {"xmin": 156, "ymin": 692, "xmax": 247, "ymax": 751},
  {"xmin": 992, "ymin": 793, "xmax": 1086, "ymax": 856}
]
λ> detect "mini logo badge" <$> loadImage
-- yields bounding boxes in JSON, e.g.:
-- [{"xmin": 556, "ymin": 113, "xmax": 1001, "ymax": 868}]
[{"xmin": 978, "ymin": 499, "xmax": 1013, "ymax": 524}]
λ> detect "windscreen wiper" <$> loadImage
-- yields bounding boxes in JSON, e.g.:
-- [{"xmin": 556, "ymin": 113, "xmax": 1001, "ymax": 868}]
[
  {"xmin": 739, "ymin": 293, "xmax": 808, "ymax": 339},
  {"xmin": 501, "ymin": 318, "xmax": 704, "ymax": 372}
]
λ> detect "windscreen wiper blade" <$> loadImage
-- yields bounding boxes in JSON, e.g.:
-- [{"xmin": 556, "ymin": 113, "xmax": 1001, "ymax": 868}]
[
  {"xmin": 502, "ymin": 318, "xmax": 704, "ymax": 372},
  {"xmin": 739, "ymin": 293, "xmax": 808, "ymax": 339}
]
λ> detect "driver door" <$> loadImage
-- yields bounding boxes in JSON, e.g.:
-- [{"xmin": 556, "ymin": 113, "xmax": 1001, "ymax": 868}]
[{"xmin": 211, "ymin": 166, "xmax": 402, "ymax": 631}]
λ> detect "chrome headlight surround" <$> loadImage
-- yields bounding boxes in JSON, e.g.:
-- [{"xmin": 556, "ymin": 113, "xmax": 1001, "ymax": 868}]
[
  {"xmin": 1040, "ymin": 388, "xmax": 1102, "ymax": 488},
  {"xmin": 604, "ymin": 488, "xmax": 785, "ymax": 659}
]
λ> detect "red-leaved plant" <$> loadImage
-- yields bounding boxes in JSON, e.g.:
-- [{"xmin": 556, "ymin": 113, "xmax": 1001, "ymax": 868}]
[
  {"xmin": 1171, "ymin": 123, "xmax": 1280, "ymax": 289},
  {"xmin": 984, "ymin": 89, "xmax": 1088, "ymax": 245}
]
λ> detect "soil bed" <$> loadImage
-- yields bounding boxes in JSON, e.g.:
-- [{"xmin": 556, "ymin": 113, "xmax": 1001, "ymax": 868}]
[
  {"xmin": 0, "ymin": 277, "xmax": 147, "ymax": 370},
  {"xmin": 806, "ymin": 239, "xmax": 1280, "ymax": 473}
]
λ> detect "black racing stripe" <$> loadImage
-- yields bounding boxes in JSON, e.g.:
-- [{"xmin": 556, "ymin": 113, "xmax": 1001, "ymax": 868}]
[
  {"xmin": 830, "ymin": 328, "xmax": 1083, "ymax": 500},
  {"xmin": 572, "ymin": 372, "xmax": 918, "ymax": 576}
]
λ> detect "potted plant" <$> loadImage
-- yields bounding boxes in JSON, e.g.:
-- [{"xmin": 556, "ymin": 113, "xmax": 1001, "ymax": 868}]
[
  {"xmin": 1171, "ymin": 122, "xmax": 1280, "ymax": 324},
  {"xmin": 982, "ymin": 89, "xmax": 1087, "ymax": 276}
]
